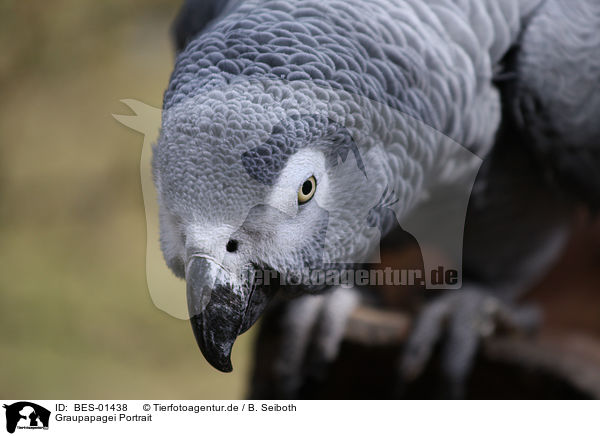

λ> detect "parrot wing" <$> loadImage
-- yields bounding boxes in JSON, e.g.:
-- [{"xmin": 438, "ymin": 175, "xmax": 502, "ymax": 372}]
[{"xmin": 500, "ymin": 0, "xmax": 600, "ymax": 209}]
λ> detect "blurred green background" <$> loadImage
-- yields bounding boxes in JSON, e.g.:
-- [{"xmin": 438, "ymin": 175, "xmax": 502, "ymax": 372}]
[{"xmin": 0, "ymin": 0, "xmax": 254, "ymax": 398}]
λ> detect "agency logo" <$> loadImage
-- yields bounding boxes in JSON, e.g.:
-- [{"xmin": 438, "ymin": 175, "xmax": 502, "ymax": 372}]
[{"xmin": 3, "ymin": 402, "xmax": 50, "ymax": 434}]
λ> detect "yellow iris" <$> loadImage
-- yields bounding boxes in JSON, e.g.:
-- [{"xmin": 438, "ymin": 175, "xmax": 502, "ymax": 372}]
[{"xmin": 298, "ymin": 176, "xmax": 317, "ymax": 204}]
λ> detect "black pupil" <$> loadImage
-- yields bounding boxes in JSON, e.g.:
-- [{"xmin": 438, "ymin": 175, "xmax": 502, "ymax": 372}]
[
  {"xmin": 226, "ymin": 240, "xmax": 238, "ymax": 253},
  {"xmin": 302, "ymin": 180, "xmax": 313, "ymax": 196}
]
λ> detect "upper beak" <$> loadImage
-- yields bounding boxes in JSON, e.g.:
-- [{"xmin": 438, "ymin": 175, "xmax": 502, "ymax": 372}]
[{"xmin": 186, "ymin": 255, "xmax": 272, "ymax": 372}]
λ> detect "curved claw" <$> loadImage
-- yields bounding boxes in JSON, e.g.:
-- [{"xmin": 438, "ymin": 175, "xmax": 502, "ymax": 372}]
[{"xmin": 399, "ymin": 288, "xmax": 542, "ymax": 398}]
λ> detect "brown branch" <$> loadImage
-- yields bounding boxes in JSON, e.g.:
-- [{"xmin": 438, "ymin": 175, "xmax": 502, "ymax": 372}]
[{"xmin": 343, "ymin": 306, "xmax": 600, "ymax": 398}]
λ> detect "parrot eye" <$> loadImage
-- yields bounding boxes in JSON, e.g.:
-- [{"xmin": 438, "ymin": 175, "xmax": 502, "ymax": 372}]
[{"xmin": 298, "ymin": 176, "xmax": 317, "ymax": 205}]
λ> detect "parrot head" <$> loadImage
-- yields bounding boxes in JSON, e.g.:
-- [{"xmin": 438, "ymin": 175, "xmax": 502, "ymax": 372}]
[{"xmin": 153, "ymin": 76, "xmax": 390, "ymax": 372}]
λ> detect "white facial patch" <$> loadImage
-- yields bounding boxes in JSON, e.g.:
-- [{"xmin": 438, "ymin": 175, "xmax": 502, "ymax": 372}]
[{"xmin": 266, "ymin": 148, "xmax": 328, "ymax": 217}]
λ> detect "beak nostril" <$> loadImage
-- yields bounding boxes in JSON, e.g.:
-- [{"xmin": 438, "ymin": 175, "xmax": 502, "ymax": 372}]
[{"xmin": 226, "ymin": 239, "xmax": 239, "ymax": 253}]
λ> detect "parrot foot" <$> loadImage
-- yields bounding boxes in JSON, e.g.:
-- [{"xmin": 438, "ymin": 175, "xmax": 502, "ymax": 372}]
[
  {"xmin": 302, "ymin": 287, "xmax": 362, "ymax": 382},
  {"xmin": 399, "ymin": 287, "xmax": 541, "ymax": 398},
  {"xmin": 250, "ymin": 286, "xmax": 360, "ymax": 399}
]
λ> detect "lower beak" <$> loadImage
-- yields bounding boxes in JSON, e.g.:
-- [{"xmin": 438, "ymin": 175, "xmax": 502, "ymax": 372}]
[{"xmin": 186, "ymin": 256, "xmax": 271, "ymax": 372}]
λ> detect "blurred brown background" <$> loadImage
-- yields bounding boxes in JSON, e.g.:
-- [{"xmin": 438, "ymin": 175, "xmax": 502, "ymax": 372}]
[
  {"xmin": 0, "ymin": 0, "xmax": 254, "ymax": 398},
  {"xmin": 0, "ymin": 0, "xmax": 598, "ymax": 400}
]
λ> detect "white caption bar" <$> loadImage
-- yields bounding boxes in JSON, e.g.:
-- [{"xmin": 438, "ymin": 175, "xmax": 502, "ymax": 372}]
[{"xmin": 1, "ymin": 400, "xmax": 598, "ymax": 436}]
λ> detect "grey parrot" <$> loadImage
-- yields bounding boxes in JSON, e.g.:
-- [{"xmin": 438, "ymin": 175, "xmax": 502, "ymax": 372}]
[{"xmin": 153, "ymin": 0, "xmax": 600, "ymax": 398}]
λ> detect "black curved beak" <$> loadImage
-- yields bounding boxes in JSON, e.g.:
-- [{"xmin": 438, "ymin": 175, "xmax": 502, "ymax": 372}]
[{"xmin": 186, "ymin": 256, "xmax": 272, "ymax": 372}]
